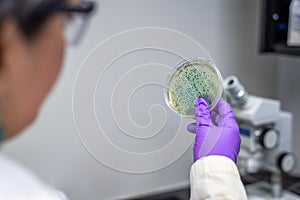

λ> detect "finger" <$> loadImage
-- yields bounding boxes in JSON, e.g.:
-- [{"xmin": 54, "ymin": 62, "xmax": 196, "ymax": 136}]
[
  {"xmin": 214, "ymin": 99, "xmax": 235, "ymax": 126},
  {"xmin": 187, "ymin": 123, "xmax": 197, "ymax": 133},
  {"xmin": 195, "ymin": 98, "xmax": 211, "ymax": 127},
  {"xmin": 211, "ymin": 110, "xmax": 221, "ymax": 125}
]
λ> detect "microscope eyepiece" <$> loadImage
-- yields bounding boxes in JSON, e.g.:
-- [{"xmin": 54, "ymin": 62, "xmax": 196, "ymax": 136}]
[{"xmin": 224, "ymin": 76, "xmax": 248, "ymax": 108}]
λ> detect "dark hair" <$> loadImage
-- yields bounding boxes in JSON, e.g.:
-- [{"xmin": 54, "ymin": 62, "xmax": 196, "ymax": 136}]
[{"xmin": 0, "ymin": 0, "xmax": 65, "ymax": 38}]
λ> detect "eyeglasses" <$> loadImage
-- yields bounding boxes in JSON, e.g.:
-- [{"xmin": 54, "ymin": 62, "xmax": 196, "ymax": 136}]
[
  {"xmin": 53, "ymin": 1, "xmax": 96, "ymax": 45},
  {"xmin": 21, "ymin": 0, "xmax": 96, "ymax": 45}
]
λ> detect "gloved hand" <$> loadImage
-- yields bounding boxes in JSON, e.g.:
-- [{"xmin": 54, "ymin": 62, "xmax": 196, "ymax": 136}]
[{"xmin": 187, "ymin": 98, "xmax": 241, "ymax": 163}]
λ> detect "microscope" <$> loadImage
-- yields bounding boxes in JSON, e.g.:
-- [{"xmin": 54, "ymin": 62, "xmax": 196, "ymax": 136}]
[{"xmin": 224, "ymin": 76, "xmax": 298, "ymax": 200}]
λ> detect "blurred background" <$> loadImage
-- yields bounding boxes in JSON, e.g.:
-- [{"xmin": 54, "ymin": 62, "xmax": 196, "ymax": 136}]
[{"xmin": 1, "ymin": 0, "xmax": 300, "ymax": 199}]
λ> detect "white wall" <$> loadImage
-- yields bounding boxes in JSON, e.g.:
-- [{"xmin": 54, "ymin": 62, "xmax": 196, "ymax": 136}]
[{"xmin": 1, "ymin": 1, "xmax": 277, "ymax": 200}]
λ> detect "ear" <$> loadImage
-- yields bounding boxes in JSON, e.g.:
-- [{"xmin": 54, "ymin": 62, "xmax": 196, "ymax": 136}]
[
  {"xmin": 0, "ymin": 16, "xmax": 28, "ymax": 76},
  {"xmin": 0, "ymin": 16, "xmax": 24, "ymax": 94},
  {"xmin": 0, "ymin": 35, "xmax": 2, "ymax": 70},
  {"xmin": 0, "ymin": 17, "xmax": 18, "ymax": 68},
  {"xmin": 0, "ymin": 21, "xmax": 4, "ymax": 70}
]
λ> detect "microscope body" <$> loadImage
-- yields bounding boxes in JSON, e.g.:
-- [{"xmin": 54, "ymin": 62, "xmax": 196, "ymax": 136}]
[
  {"xmin": 235, "ymin": 95, "xmax": 294, "ymax": 175},
  {"xmin": 224, "ymin": 76, "xmax": 297, "ymax": 199}
]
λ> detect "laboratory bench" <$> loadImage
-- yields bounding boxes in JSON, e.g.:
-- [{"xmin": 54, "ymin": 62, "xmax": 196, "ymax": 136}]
[{"xmin": 125, "ymin": 171, "xmax": 300, "ymax": 200}]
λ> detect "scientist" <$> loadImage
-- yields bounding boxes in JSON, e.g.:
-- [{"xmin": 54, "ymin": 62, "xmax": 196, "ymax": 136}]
[
  {"xmin": 0, "ymin": 0, "xmax": 95, "ymax": 199},
  {"xmin": 0, "ymin": 0, "xmax": 247, "ymax": 199}
]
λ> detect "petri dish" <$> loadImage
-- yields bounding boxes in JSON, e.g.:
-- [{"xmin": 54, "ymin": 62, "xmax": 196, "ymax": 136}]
[{"xmin": 165, "ymin": 58, "xmax": 223, "ymax": 117}]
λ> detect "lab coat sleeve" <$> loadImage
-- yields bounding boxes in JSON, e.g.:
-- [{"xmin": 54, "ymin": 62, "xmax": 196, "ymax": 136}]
[{"xmin": 190, "ymin": 155, "xmax": 247, "ymax": 200}]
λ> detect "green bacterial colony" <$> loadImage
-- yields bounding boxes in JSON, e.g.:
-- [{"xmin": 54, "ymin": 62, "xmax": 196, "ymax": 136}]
[{"xmin": 166, "ymin": 59, "xmax": 219, "ymax": 116}]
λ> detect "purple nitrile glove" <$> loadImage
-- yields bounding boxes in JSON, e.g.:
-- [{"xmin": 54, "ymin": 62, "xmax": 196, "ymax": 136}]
[{"xmin": 187, "ymin": 98, "xmax": 241, "ymax": 163}]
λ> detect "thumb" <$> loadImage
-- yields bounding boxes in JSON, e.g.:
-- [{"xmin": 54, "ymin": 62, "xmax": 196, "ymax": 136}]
[
  {"xmin": 193, "ymin": 98, "xmax": 212, "ymax": 161},
  {"xmin": 195, "ymin": 98, "xmax": 211, "ymax": 127},
  {"xmin": 187, "ymin": 98, "xmax": 211, "ymax": 133},
  {"xmin": 194, "ymin": 98, "xmax": 211, "ymax": 144}
]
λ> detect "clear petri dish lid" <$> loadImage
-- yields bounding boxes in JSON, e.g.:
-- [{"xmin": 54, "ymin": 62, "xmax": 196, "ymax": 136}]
[{"xmin": 165, "ymin": 57, "xmax": 223, "ymax": 117}]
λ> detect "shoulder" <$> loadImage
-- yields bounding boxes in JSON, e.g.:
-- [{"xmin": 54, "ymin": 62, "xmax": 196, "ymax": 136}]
[{"xmin": 0, "ymin": 153, "xmax": 68, "ymax": 200}]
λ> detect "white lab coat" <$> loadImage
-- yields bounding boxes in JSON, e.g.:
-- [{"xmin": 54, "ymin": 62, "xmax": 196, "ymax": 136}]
[
  {"xmin": 190, "ymin": 155, "xmax": 248, "ymax": 200},
  {"xmin": 0, "ymin": 154, "xmax": 68, "ymax": 200}
]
